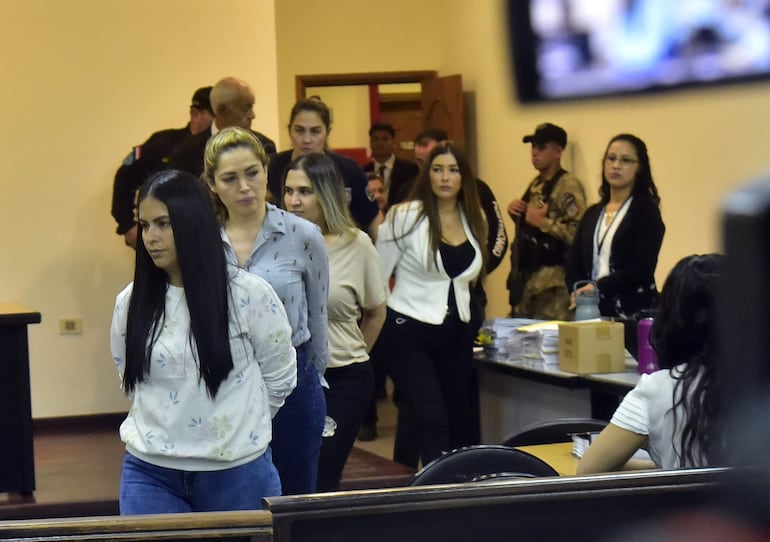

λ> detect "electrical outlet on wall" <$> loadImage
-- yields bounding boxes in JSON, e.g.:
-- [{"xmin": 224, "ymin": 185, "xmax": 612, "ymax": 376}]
[{"xmin": 59, "ymin": 318, "xmax": 83, "ymax": 335}]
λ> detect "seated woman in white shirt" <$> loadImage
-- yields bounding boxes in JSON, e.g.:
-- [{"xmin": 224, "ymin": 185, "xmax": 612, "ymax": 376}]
[{"xmin": 577, "ymin": 253, "xmax": 724, "ymax": 474}]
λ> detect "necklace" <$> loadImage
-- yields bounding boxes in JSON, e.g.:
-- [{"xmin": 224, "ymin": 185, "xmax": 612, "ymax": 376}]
[{"xmin": 596, "ymin": 197, "xmax": 632, "ymax": 255}]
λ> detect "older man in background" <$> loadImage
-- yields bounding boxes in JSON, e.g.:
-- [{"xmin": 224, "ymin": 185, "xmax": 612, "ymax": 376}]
[{"xmin": 168, "ymin": 76, "xmax": 276, "ymax": 177}]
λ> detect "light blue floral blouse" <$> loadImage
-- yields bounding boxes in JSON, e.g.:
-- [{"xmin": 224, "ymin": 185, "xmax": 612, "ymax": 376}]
[{"xmin": 221, "ymin": 204, "xmax": 329, "ymax": 379}]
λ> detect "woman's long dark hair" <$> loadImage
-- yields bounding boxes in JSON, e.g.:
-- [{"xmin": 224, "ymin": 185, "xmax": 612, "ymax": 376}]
[
  {"xmin": 399, "ymin": 142, "xmax": 488, "ymax": 276},
  {"xmin": 124, "ymin": 170, "xmax": 234, "ymax": 398},
  {"xmin": 599, "ymin": 133, "xmax": 661, "ymax": 206},
  {"xmin": 650, "ymin": 253, "xmax": 724, "ymax": 466}
]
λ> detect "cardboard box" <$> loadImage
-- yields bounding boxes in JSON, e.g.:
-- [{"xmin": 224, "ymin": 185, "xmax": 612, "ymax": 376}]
[{"xmin": 558, "ymin": 321, "xmax": 625, "ymax": 374}]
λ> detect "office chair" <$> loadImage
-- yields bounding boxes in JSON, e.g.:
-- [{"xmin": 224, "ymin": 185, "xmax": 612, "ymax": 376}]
[
  {"xmin": 501, "ymin": 418, "xmax": 608, "ymax": 447},
  {"xmin": 409, "ymin": 445, "xmax": 558, "ymax": 486}
]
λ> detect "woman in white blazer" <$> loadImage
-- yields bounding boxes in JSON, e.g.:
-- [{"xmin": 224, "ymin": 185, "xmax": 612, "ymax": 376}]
[{"xmin": 376, "ymin": 142, "xmax": 487, "ymax": 467}]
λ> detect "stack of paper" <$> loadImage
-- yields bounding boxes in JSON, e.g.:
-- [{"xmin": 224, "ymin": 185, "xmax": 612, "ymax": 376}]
[
  {"xmin": 570, "ymin": 433, "xmax": 598, "ymax": 458},
  {"xmin": 516, "ymin": 321, "xmax": 562, "ymax": 364},
  {"xmin": 481, "ymin": 318, "xmax": 569, "ymax": 363},
  {"xmin": 539, "ymin": 329, "xmax": 560, "ymax": 364},
  {"xmin": 480, "ymin": 318, "xmax": 541, "ymax": 360}
]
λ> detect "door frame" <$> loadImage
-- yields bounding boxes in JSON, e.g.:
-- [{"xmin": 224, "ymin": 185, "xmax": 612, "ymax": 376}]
[{"xmin": 295, "ymin": 70, "xmax": 437, "ymax": 100}]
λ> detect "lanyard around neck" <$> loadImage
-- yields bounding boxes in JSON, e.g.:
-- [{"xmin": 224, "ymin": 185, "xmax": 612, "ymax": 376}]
[{"xmin": 595, "ymin": 197, "xmax": 632, "ymax": 255}]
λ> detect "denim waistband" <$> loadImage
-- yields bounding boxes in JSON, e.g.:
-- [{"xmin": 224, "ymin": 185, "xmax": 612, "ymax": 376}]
[{"xmin": 295, "ymin": 342, "xmax": 311, "ymax": 369}]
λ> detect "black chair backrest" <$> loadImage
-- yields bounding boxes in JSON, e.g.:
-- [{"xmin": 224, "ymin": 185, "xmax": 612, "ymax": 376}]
[
  {"xmin": 502, "ymin": 418, "xmax": 608, "ymax": 447},
  {"xmin": 409, "ymin": 445, "xmax": 558, "ymax": 486}
]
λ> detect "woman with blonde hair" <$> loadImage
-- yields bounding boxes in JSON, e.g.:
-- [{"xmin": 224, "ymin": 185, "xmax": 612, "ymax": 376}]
[
  {"xmin": 202, "ymin": 127, "xmax": 329, "ymax": 495},
  {"xmin": 283, "ymin": 152, "xmax": 387, "ymax": 491}
]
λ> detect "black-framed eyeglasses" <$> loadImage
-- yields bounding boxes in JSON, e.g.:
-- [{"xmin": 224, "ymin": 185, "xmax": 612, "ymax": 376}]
[{"xmin": 605, "ymin": 154, "xmax": 638, "ymax": 166}]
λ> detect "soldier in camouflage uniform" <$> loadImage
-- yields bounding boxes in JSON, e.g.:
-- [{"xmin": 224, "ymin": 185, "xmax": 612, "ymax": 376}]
[{"xmin": 506, "ymin": 123, "xmax": 587, "ymax": 321}]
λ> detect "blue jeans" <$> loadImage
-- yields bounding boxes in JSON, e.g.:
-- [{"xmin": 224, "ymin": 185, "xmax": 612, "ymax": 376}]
[
  {"xmin": 119, "ymin": 448, "xmax": 280, "ymax": 515},
  {"xmin": 271, "ymin": 343, "xmax": 326, "ymax": 495}
]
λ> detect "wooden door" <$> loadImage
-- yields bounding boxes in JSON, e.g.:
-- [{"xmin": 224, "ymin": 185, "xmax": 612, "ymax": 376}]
[
  {"xmin": 379, "ymin": 94, "xmax": 422, "ymax": 162},
  {"xmin": 421, "ymin": 74, "xmax": 464, "ymax": 148},
  {"xmin": 293, "ymin": 71, "xmax": 465, "ymax": 161},
  {"xmin": 378, "ymin": 74, "xmax": 465, "ymax": 162}
]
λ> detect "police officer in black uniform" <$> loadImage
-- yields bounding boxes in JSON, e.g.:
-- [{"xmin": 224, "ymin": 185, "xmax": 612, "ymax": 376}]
[{"xmin": 111, "ymin": 86, "xmax": 214, "ymax": 248}]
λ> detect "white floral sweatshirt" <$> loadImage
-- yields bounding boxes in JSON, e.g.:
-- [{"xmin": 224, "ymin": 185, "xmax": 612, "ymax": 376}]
[{"xmin": 110, "ymin": 267, "xmax": 296, "ymax": 471}]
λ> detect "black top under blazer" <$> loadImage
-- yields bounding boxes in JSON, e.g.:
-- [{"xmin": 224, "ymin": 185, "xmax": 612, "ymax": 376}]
[{"xmin": 566, "ymin": 195, "xmax": 665, "ymax": 318}]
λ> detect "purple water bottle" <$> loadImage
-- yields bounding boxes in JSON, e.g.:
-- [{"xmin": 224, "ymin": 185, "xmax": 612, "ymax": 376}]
[{"xmin": 636, "ymin": 317, "xmax": 658, "ymax": 374}]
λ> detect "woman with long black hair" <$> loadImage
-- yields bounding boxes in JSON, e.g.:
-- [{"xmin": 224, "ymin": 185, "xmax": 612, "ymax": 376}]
[
  {"xmin": 111, "ymin": 170, "xmax": 296, "ymax": 513},
  {"xmin": 578, "ymin": 253, "xmax": 725, "ymax": 472},
  {"xmin": 567, "ymin": 133, "xmax": 665, "ymax": 318}
]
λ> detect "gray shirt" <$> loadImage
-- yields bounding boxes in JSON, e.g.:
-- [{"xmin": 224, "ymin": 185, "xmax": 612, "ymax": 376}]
[{"xmin": 221, "ymin": 204, "xmax": 329, "ymax": 379}]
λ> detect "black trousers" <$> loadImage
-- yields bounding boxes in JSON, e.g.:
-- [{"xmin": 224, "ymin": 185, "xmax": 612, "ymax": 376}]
[
  {"xmin": 378, "ymin": 308, "xmax": 475, "ymax": 468},
  {"xmin": 362, "ymin": 339, "xmax": 387, "ymax": 427},
  {"xmin": 317, "ymin": 361, "xmax": 374, "ymax": 491}
]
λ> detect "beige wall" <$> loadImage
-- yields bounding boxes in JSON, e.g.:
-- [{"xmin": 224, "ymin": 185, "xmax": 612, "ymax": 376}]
[
  {"xmin": 5, "ymin": 0, "xmax": 769, "ymax": 418},
  {"xmin": 436, "ymin": 0, "xmax": 770, "ymax": 320},
  {"xmin": 278, "ymin": 0, "xmax": 770, "ymax": 321},
  {"xmin": 0, "ymin": 0, "xmax": 279, "ymax": 417},
  {"xmin": 274, "ymin": 0, "xmax": 444, "ymax": 150},
  {"xmin": 305, "ymin": 85, "xmax": 372, "ymax": 151}
]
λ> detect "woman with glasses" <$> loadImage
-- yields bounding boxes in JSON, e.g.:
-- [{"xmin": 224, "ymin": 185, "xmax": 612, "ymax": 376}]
[{"xmin": 566, "ymin": 133, "xmax": 665, "ymax": 318}]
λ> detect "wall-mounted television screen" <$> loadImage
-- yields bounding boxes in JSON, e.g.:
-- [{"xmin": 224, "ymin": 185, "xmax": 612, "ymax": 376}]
[{"xmin": 509, "ymin": 0, "xmax": 770, "ymax": 102}]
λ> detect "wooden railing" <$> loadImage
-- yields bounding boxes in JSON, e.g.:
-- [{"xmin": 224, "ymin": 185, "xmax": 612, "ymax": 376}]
[
  {"xmin": 266, "ymin": 468, "xmax": 732, "ymax": 542},
  {"xmin": 0, "ymin": 510, "xmax": 272, "ymax": 541},
  {"xmin": 1, "ymin": 468, "xmax": 756, "ymax": 542}
]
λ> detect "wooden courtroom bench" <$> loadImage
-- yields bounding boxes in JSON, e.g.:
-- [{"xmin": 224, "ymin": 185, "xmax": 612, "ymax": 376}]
[
  {"xmin": 3, "ymin": 467, "xmax": 764, "ymax": 542},
  {"xmin": 0, "ymin": 510, "xmax": 273, "ymax": 542},
  {"xmin": 266, "ymin": 467, "xmax": 738, "ymax": 542}
]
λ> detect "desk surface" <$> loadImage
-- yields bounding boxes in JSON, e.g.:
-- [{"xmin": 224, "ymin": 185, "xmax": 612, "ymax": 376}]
[
  {"xmin": 477, "ymin": 353, "xmax": 640, "ymax": 391},
  {"xmin": 518, "ymin": 442, "xmax": 578, "ymax": 476},
  {"xmin": 479, "ymin": 356, "xmax": 580, "ymax": 380},
  {"xmin": 585, "ymin": 371, "xmax": 640, "ymax": 387},
  {"xmin": 517, "ymin": 442, "xmax": 659, "ymax": 477},
  {"xmin": 0, "ymin": 303, "xmax": 41, "ymax": 326}
]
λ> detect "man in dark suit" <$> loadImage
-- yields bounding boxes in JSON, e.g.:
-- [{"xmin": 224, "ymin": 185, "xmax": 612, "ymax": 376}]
[
  {"xmin": 363, "ymin": 122, "xmax": 419, "ymax": 213},
  {"xmin": 111, "ymin": 86, "xmax": 214, "ymax": 248},
  {"xmin": 168, "ymin": 76, "xmax": 276, "ymax": 178}
]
